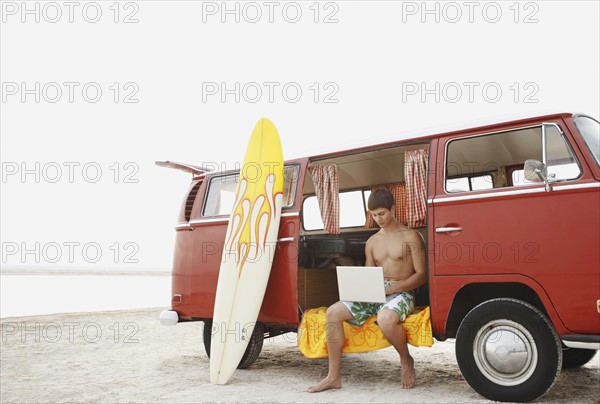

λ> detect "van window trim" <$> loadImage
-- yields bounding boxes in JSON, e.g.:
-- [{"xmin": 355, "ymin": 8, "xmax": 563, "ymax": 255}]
[
  {"xmin": 187, "ymin": 211, "xmax": 301, "ymax": 226},
  {"xmin": 443, "ymin": 123, "xmax": 583, "ymax": 195},
  {"xmin": 541, "ymin": 122, "xmax": 584, "ymax": 183},
  {"xmin": 432, "ymin": 182, "xmax": 599, "ymax": 205},
  {"xmin": 445, "ymin": 172, "xmax": 495, "ymax": 192},
  {"xmin": 200, "ymin": 163, "xmax": 301, "ymax": 218}
]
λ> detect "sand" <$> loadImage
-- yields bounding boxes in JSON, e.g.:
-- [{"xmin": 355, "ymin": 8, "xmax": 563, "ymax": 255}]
[{"xmin": 1, "ymin": 308, "xmax": 598, "ymax": 404}]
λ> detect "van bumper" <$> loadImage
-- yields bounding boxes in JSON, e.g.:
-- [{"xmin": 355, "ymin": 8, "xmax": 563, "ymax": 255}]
[
  {"xmin": 562, "ymin": 335, "xmax": 600, "ymax": 350},
  {"xmin": 159, "ymin": 310, "xmax": 179, "ymax": 326}
]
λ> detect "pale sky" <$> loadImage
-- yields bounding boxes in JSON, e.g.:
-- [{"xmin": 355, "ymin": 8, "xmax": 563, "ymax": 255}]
[{"xmin": 1, "ymin": 0, "xmax": 599, "ymax": 270}]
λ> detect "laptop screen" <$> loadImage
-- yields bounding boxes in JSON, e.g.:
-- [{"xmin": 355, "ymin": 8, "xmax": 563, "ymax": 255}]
[{"xmin": 336, "ymin": 266, "xmax": 386, "ymax": 303}]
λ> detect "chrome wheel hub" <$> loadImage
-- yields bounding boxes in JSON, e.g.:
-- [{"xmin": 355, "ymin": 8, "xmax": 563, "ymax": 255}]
[{"xmin": 473, "ymin": 319, "xmax": 537, "ymax": 386}]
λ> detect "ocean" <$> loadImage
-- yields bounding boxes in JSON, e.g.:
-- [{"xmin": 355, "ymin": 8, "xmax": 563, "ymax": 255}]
[{"xmin": 1, "ymin": 268, "xmax": 171, "ymax": 318}]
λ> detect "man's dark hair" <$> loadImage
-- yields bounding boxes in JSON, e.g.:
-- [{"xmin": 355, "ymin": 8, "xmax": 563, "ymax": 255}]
[{"xmin": 368, "ymin": 188, "xmax": 395, "ymax": 211}]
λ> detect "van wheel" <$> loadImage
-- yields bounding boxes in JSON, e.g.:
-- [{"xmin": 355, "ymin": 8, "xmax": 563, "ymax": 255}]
[
  {"xmin": 562, "ymin": 348, "xmax": 598, "ymax": 369},
  {"xmin": 202, "ymin": 320, "xmax": 265, "ymax": 369},
  {"xmin": 455, "ymin": 298, "xmax": 562, "ymax": 403}
]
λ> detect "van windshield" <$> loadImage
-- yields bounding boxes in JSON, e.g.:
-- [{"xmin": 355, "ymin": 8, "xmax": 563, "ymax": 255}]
[{"xmin": 574, "ymin": 116, "xmax": 600, "ymax": 167}]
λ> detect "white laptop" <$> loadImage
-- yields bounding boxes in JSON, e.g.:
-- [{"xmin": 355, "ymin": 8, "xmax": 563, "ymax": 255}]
[{"xmin": 336, "ymin": 266, "xmax": 387, "ymax": 303}]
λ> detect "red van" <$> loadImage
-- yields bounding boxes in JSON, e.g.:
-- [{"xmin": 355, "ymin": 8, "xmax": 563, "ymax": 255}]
[{"xmin": 158, "ymin": 112, "xmax": 599, "ymax": 402}]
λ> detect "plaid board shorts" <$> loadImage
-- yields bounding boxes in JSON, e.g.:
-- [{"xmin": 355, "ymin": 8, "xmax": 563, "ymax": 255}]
[{"xmin": 341, "ymin": 289, "xmax": 416, "ymax": 326}]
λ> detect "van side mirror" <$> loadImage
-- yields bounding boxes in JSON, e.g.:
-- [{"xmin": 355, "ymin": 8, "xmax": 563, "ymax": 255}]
[
  {"xmin": 524, "ymin": 159, "xmax": 552, "ymax": 192},
  {"xmin": 524, "ymin": 159, "xmax": 546, "ymax": 182}
]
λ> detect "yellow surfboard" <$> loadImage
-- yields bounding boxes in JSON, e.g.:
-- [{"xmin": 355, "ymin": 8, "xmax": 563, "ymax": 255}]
[{"xmin": 210, "ymin": 118, "xmax": 284, "ymax": 385}]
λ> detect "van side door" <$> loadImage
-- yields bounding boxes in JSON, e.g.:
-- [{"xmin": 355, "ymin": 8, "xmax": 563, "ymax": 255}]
[{"xmin": 432, "ymin": 119, "xmax": 600, "ymax": 335}]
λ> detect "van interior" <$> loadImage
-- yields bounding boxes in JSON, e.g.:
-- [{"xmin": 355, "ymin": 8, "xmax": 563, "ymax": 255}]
[{"xmin": 296, "ymin": 142, "xmax": 431, "ymax": 315}]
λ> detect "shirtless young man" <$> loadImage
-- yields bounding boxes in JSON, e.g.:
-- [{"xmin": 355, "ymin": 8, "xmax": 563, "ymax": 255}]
[{"xmin": 308, "ymin": 188, "xmax": 427, "ymax": 393}]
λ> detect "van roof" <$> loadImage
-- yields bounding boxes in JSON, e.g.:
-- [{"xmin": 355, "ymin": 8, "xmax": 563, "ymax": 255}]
[
  {"xmin": 304, "ymin": 111, "xmax": 576, "ymax": 161},
  {"xmin": 189, "ymin": 111, "xmax": 581, "ymax": 178}
]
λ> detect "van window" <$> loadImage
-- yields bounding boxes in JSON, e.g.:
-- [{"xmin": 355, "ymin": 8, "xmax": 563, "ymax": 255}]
[
  {"xmin": 303, "ymin": 190, "xmax": 368, "ymax": 231},
  {"xmin": 203, "ymin": 165, "xmax": 299, "ymax": 217},
  {"xmin": 574, "ymin": 115, "xmax": 600, "ymax": 168},
  {"xmin": 204, "ymin": 174, "xmax": 238, "ymax": 217},
  {"xmin": 545, "ymin": 124, "xmax": 582, "ymax": 181},
  {"xmin": 511, "ymin": 169, "xmax": 528, "ymax": 186},
  {"xmin": 445, "ymin": 125, "xmax": 582, "ymax": 192},
  {"xmin": 283, "ymin": 165, "xmax": 300, "ymax": 207},
  {"xmin": 446, "ymin": 174, "xmax": 493, "ymax": 192}
]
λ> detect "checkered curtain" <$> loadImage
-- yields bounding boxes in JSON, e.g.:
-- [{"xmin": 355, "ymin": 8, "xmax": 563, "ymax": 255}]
[
  {"xmin": 365, "ymin": 182, "xmax": 407, "ymax": 228},
  {"xmin": 405, "ymin": 149, "xmax": 429, "ymax": 228},
  {"xmin": 308, "ymin": 163, "xmax": 340, "ymax": 234}
]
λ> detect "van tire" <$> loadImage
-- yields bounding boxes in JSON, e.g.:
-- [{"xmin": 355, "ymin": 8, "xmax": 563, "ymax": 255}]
[
  {"xmin": 455, "ymin": 298, "xmax": 562, "ymax": 402},
  {"xmin": 202, "ymin": 320, "xmax": 265, "ymax": 369},
  {"xmin": 562, "ymin": 348, "xmax": 598, "ymax": 369}
]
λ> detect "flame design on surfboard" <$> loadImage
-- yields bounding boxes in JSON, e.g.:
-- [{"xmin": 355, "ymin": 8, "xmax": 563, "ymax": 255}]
[{"xmin": 224, "ymin": 171, "xmax": 283, "ymax": 276}]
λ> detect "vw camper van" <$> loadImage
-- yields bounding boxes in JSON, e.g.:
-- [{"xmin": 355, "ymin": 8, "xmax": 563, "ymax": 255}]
[{"xmin": 158, "ymin": 112, "xmax": 599, "ymax": 402}]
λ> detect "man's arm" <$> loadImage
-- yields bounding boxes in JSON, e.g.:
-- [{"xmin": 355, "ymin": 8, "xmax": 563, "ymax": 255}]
[
  {"xmin": 391, "ymin": 230, "xmax": 427, "ymax": 293},
  {"xmin": 365, "ymin": 236, "xmax": 376, "ymax": 267}
]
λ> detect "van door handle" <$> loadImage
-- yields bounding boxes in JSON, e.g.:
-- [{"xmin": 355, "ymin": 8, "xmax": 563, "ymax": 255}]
[
  {"xmin": 175, "ymin": 223, "xmax": 193, "ymax": 231},
  {"xmin": 435, "ymin": 227, "xmax": 462, "ymax": 233},
  {"xmin": 277, "ymin": 237, "xmax": 295, "ymax": 243}
]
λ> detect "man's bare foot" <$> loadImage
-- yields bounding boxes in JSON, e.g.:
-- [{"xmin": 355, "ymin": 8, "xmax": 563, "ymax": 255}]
[
  {"xmin": 307, "ymin": 376, "xmax": 342, "ymax": 393},
  {"xmin": 401, "ymin": 355, "xmax": 416, "ymax": 389}
]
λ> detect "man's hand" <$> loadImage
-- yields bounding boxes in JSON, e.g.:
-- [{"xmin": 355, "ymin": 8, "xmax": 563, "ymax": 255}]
[{"xmin": 384, "ymin": 281, "xmax": 397, "ymax": 295}]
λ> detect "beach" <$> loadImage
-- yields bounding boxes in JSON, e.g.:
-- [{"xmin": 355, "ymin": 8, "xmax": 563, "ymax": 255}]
[{"xmin": 1, "ymin": 308, "xmax": 598, "ymax": 404}]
